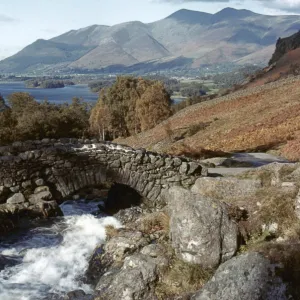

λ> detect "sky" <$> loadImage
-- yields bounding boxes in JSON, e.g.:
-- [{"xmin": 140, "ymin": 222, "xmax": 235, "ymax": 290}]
[{"xmin": 1, "ymin": 0, "xmax": 300, "ymax": 59}]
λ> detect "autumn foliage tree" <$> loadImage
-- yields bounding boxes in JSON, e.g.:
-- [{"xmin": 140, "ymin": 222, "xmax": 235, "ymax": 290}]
[
  {"xmin": 136, "ymin": 82, "xmax": 172, "ymax": 131},
  {"xmin": 0, "ymin": 93, "xmax": 90, "ymax": 145},
  {"xmin": 89, "ymin": 93, "xmax": 111, "ymax": 140},
  {"xmin": 89, "ymin": 76, "xmax": 171, "ymax": 139}
]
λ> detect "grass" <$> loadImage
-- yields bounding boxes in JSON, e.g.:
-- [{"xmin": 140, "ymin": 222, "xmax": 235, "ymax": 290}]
[
  {"xmin": 282, "ymin": 139, "xmax": 300, "ymax": 161},
  {"xmin": 155, "ymin": 255, "xmax": 213, "ymax": 299},
  {"xmin": 117, "ymin": 76, "xmax": 300, "ymax": 161},
  {"xmin": 167, "ymin": 142, "xmax": 230, "ymax": 160},
  {"xmin": 138, "ymin": 211, "xmax": 170, "ymax": 235},
  {"xmin": 255, "ymin": 188, "xmax": 298, "ymax": 232},
  {"xmin": 230, "ymin": 184, "xmax": 299, "ymax": 243},
  {"xmin": 185, "ymin": 123, "xmax": 211, "ymax": 137}
]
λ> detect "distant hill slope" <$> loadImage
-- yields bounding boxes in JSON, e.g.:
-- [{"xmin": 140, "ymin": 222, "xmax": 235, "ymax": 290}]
[
  {"xmin": 1, "ymin": 7, "xmax": 300, "ymax": 73},
  {"xmin": 117, "ymin": 76, "xmax": 300, "ymax": 161}
]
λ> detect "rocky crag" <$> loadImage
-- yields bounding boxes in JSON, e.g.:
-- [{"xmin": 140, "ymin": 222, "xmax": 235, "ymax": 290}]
[{"xmin": 269, "ymin": 30, "xmax": 300, "ymax": 65}]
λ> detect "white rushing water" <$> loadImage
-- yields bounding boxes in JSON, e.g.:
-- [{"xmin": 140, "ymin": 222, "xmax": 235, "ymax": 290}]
[{"xmin": 0, "ymin": 200, "xmax": 121, "ymax": 300}]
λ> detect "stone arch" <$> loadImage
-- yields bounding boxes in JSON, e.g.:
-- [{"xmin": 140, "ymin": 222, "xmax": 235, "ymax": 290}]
[{"xmin": 0, "ymin": 139, "xmax": 207, "ymax": 209}]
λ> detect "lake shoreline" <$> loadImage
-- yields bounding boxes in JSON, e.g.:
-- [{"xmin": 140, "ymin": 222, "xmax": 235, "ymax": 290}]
[{"xmin": 0, "ymin": 81, "xmax": 98, "ymax": 104}]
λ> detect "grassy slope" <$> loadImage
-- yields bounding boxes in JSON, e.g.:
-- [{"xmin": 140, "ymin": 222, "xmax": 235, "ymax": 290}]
[{"xmin": 117, "ymin": 75, "xmax": 300, "ymax": 161}]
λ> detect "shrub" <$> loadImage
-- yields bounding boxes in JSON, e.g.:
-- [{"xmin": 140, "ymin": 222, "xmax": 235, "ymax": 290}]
[{"xmin": 0, "ymin": 93, "xmax": 90, "ymax": 145}]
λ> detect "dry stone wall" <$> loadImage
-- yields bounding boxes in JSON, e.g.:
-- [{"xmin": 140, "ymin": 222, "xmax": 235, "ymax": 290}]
[{"xmin": 0, "ymin": 138, "xmax": 207, "ymax": 206}]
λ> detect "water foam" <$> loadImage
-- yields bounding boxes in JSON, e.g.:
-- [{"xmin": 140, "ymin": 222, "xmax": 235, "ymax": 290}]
[{"xmin": 0, "ymin": 214, "xmax": 121, "ymax": 300}]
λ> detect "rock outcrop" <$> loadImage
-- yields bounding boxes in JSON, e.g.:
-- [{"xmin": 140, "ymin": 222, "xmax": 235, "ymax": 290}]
[
  {"xmin": 191, "ymin": 177, "xmax": 262, "ymax": 200},
  {"xmin": 191, "ymin": 252, "xmax": 288, "ymax": 300},
  {"xmin": 164, "ymin": 186, "xmax": 238, "ymax": 268},
  {"xmin": 95, "ymin": 252, "xmax": 165, "ymax": 300},
  {"xmin": 269, "ymin": 30, "xmax": 300, "ymax": 65}
]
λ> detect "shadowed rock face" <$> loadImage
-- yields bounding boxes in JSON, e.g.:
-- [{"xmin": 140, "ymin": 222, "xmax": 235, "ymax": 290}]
[
  {"xmin": 269, "ymin": 31, "xmax": 300, "ymax": 65},
  {"xmin": 0, "ymin": 138, "xmax": 207, "ymax": 206},
  {"xmin": 191, "ymin": 252, "xmax": 287, "ymax": 300}
]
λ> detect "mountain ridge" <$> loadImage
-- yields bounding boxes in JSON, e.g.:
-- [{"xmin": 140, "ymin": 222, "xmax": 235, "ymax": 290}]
[{"xmin": 1, "ymin": 7, "xmax": 300, "ymax": 74}]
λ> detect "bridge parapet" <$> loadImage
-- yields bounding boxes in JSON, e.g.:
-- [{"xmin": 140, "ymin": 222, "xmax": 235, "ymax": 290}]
[{"xmin": 0, "ymin": 138, "xmax": 207, "ymax": 206}]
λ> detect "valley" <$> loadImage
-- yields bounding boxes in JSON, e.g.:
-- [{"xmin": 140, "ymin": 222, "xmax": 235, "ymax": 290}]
[{"xmin": 1, "ymin": 7, "xmax": 300, "ymax": 75}]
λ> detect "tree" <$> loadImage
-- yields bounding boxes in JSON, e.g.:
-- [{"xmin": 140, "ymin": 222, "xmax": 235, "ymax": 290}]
[
  {"xmin": 8, "ymin": 92, "xmax": 38, "ymax": 115},
  {"xmin": 136, "ymin": 82, "xmax": 172, "ymax": 131},
  {"xmin": 0, "ymin": 93, "xmax": 90, "ymax": 143},
  {"xmin": 89, "ymin": 76, "xmax": 172, "ymax": 139},
  {"xmin": 59, "ymin": 97, "xmax": 90, "ymax": 138},
  {"xmin": 89, "ymin": 97, "xmax": 111, "ymax": 140}
]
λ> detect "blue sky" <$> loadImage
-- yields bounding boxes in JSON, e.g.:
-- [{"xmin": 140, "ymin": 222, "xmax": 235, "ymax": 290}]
[{"xmin": 1, "ymin": 0, "xmax": 300, "ymax": 59}]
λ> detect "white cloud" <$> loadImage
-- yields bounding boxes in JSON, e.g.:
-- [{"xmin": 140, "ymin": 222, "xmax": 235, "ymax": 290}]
[
  {"xmin": 156, "ymin": 0, "xmax": 300, "ymax": 13},
  {"xmin": 261, "ymin": 0, "xmax": 300, "ymax": 13}
]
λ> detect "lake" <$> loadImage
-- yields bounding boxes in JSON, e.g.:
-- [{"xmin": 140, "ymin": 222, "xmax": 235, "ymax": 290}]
[
  {"xmin": 0, "ymin": 82, "xmax": 99, "ymax": 104},
  {"xmin": 0, "ymin": 82, "xmax": 185, "ymax": 105}
]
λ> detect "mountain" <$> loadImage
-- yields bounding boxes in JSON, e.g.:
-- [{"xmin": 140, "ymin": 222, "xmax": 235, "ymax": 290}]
[{"xmin": 1, "ymin": 7, "xmax": 300, "ymax": 74}]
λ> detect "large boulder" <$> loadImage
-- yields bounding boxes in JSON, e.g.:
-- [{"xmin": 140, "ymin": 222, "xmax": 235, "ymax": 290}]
[
  {"xmin": 95, "ymin": 252, "xmax": 165, "ymax": 300},
  {"xmin": 191, "ymin": 177, "xmax": 262, "ymax": 201},
  {"xmin": 191, "ymin": 252, "xmax": 288, "ymax": 300},
  {"xmin": 86, "ymin": 230, "xmax": 149, "ymax": 285},
  {"xmin": 0, "ymin": 198, "xmax": 62, "ymax": 236},
  {"xmin": 164, "ymin": 186, "xmax": 238, "ymax": 268},
  {"xmin": 113, "ymin": 207, "xmax": 145, "ymax": 225}
]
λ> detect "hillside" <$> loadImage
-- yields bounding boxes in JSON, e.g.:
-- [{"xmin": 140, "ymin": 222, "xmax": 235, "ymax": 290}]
[
  {"xmin": 117, "ymin": 76, "xmax": 300, "ymax": 161},
  {"xmin": 1, "ymin": 8, "xmax": 300, "ymax": 73}
]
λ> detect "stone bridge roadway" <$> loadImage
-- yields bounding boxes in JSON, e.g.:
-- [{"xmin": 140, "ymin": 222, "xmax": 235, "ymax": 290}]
[{"xmin": 0, "ymin": 138, "xmax": 207, "ymax": 206}]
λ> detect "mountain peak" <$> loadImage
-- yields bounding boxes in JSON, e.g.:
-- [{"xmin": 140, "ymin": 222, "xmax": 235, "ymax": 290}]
[
  {"xmin": 166, "ymin": 9, "xmax": 212, "ymax": 25},
  {"xmin": 214, "ymin": 7, "xmax": 258, "ymax": 19},
  {"xmin": 0, "ymin": 8, "xmax": 297, "ymax": 74}
]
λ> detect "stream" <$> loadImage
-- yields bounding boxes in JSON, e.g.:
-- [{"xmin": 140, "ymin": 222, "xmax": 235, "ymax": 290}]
[
  {"xmin": 0, "ymin": 152, "xmax": 291, "ymax": 300},
  {"xmin": 0, "ymin": 200, "xmax": 121, "ymax": 300}
]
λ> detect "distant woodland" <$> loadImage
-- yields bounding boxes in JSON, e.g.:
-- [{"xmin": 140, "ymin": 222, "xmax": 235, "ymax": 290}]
[
  {"xmin": 25, "ymin": 79, "xmax": 75, "ymax": 89},
  {"xmin": 0, "ymin": 76, "xmax": 172, "ymax": 144},
  {"xmin": 88, "ymin": 75, "xmax": 209, "ymax": 98}
]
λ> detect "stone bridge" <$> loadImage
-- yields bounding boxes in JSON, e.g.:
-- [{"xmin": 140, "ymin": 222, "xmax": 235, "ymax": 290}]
[{"xmin": 0, "ymin": 139, "xmax": 207, "ymax": 210}]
